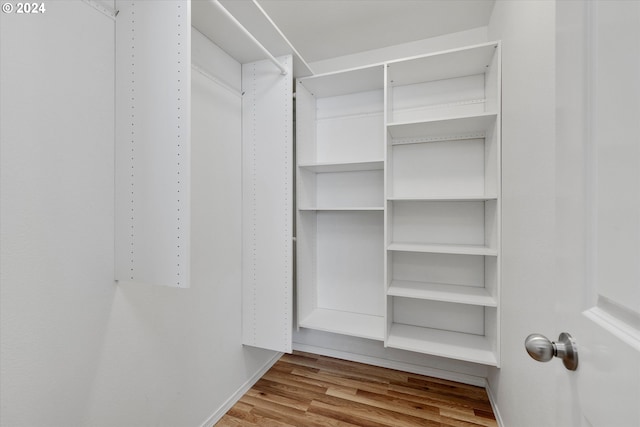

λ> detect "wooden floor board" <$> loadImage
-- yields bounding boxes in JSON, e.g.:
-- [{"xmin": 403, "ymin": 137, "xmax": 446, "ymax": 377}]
[
  {"xmin": 216, "ymin": 351, "xmax": 497, "ymax": 427},
  {"xmin": 388, "ymin": 383, "xmax": 494, "ymax": 412}
]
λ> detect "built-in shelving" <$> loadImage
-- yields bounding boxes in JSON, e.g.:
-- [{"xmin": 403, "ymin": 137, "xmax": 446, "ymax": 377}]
[
  {"xmin": 384, "ymin": 41, "xmax": 501, "ymax": 367},
  {"xmin": 296, "ymin": 41, "xmax": 501, "ymax": 366}
]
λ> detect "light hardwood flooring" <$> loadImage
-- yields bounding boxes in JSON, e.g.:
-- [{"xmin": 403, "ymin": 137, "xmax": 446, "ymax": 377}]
[{"xmin": 216, "ymin": 351, "xmax": 497, "ymax": 427}]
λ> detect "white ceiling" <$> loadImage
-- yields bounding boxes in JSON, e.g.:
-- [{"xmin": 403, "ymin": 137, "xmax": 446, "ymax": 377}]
[{"xmin": 255, "ymin": 0, "xmax": 496, "ymax": 64}]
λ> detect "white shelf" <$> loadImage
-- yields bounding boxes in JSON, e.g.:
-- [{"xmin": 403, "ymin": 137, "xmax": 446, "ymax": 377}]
[
  {"xmin": 298, "ymin": 160, "xmax": 384, "ymax": 173},
  {"xmin": 387, "ymin": 243, "xmax": 498, "ymax": 256},
  {"xmin": 388, "ymin": 196, "xmax": 497, "ymax": 202},
  {"xmin": 298, "ymin": 65, "xmax": 384, "ymax": 98},
  {"xmin": 387, "ymin": 113, "xmax": 497, "ymax": 141},
  {"xmin": 387, "ymin": 42, "xmax": 499, "ymax": 87},
  {"xmin": 387, "ymin": 323, "xmax": 497, "ymax": 366},
  {"xmin": 299, "ymin": 308, "xmax": 385, "ymax": 341},
  {"xmin": 388, "ymin": 280, "xmax": 497, "ymax": 307},
  {"xmin": 298, "ymin": 207, "xmax": 384, "ymax": 211}
]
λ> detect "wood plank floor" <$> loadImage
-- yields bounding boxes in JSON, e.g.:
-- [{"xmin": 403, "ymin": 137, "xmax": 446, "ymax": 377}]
[{"xmin": 216, "ymin": 351, "xmax": 497, "ymax": 427}]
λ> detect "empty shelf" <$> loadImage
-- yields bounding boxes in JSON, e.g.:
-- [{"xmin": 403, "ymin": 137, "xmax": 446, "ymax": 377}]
[
  {"xmin": 387, "ymin": 243, "xmax": 498, "ymax": 256},
  {"xmin": 299, "ymin": 308, "xmax": 384, "ymax": 341},
  {"xmin": 388, "ymin": 280, "xmax": 497, "ymax": 307},
  {"xmin": 298, "ymin": 65, "xmax": 384, "ymax": 98},
  {"xmin": 387, "ymin": 323, "xmax": 498, "ymax": 366},
  {"xmin": 388, "ymin": 196, "xmax": 498, "ymax": 202},
  {"xmin": 298, "ymin": 160, "xmax": 384, "ymax": 173},
  {"xmin": 388, "ymin": 113, "xmax": 497, "ymax": 141}
]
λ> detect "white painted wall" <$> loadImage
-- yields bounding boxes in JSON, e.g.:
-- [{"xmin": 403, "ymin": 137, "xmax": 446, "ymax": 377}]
[
  {"xmin": 0, "ymin": 3, "xmax": 278, "ymax": 426},
  {"xmin": 0, "ymin": 3, "xmax": 116, "ymax": 425},
  {"xmin": 486, "ymin": 1, "xmax": 558, "ymax": 426}
]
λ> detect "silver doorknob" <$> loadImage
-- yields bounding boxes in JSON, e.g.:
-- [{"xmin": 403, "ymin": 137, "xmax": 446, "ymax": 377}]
[{"xmin": 525, "ymin": 332, "xmax": 578, "ymax": 371}]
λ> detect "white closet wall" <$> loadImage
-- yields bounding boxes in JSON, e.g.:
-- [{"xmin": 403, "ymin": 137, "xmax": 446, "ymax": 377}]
[{"xmin": 0, "ymin": 2, "xmax": 116, "ymax": 424}]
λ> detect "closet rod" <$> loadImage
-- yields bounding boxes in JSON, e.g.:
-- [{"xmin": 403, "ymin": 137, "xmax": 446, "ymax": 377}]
[
  {"xmin": 192, "ymin": 64, "xmax": 243, "ymax": 98},
  {"xmin": 209, "ymin": 0, "xmax": 288, "ymax": 76},
  {"xmin": 251, "ymin": 0, "xmax": 314, "ymax": 75}
]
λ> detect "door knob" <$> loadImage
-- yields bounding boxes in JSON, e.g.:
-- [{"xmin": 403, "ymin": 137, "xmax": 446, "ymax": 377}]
[{"xmin": 525, "ymin": 332, "xmax": 578, "ymax": 371}]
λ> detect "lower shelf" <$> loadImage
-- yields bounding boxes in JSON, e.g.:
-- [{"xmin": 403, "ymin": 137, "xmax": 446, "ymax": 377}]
[
  {"xmin": 299, "ymin": 308, "xmax": 385, "ymax": 341},
  {"xmin": 386, "ymin": 323, "xmax": 498, "ymax": 366}
]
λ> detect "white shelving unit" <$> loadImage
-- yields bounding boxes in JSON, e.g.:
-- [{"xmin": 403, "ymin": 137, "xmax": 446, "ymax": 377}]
[
  {"xmin": 296, "ymin": 65, "xmax": 386, "ymax": 340},
  {"xmin": 295, "ymin": 42, "xmax": 501, "ymax": 366},
  {"xmin": 385, "ymin": 42, "xmax": 501, "ymax": 366}
]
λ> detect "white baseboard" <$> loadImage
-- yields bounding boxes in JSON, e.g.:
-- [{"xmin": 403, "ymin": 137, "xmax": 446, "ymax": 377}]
[
  {"xmin": 198, "ymin": 351, "xmax": 283, "ymax": 427},
  {"xmin": 485, "ymin": 380, "xmax": 505, "ymax": 427},
  {"xmin": 292, "ymin": 342, "xmax": 486, "ymax": 387}
]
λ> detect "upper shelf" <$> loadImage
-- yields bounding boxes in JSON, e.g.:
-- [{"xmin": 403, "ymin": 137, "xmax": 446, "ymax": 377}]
[
  {"xmin": 297, "ymin": 65, "xmax": 384, "ymax": 98},
  {"xmin": 387, "ymin": 42, "xmax": 499, "ymax": 87},
  {"xmin": 387, "ymin": 113, "xmax": 497, "ymax": 141},
  {"xmin": 298, "ymin": 160, "xmax": 384, "ymax": 173}
]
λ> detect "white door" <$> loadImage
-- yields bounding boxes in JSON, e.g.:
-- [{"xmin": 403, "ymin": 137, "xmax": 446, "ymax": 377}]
[{"xmin": 554, "ymin": 1, "xmax": 640, "ymax": 426}]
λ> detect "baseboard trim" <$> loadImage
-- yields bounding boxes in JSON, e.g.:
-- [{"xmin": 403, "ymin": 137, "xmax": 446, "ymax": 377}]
[
  {"xmin": 292, "ymin": 342, "xmax": 486, "ymax": 387},
  {"xmin": 198, "ymin": 351, "xmax": 283, "ymax": 427},
  {"xmin": 485, "ymin": 379, "xmax": 505, "ymax": 427}
]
